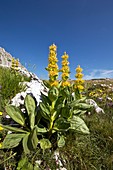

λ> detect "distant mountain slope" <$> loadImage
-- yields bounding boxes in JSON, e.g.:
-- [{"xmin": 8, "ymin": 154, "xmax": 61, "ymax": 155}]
[
  {"xmin": 0, "ymin": 47, "xmax": 23, "ymax": 68},
  {"xmin": 0, "ymin": 47, "xmax": 30, "ymax": 77}
]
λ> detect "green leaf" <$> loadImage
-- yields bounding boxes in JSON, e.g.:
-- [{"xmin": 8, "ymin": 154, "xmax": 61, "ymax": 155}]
[
  {"xmin": 40, "ymin": 138, "xmax": 52, "ymax": 151},
  {"xmin": 23, "ymin": 133, "xmax": 30, "ymax": 154},
  {"xmin": 2, "ymin": 133, "xmax": 26, "ymax": 149},
  {"xmin": 25, "ymin": 95, "xmax": 36, "ymax": 116},
  {"xmin": 61, "ymin": 106, "xmax": 71, "ymax": 118},
  {"xmin": 69, "ymin": 116, "xmax": 90, "ymax": 134},
  {"xmin": 5, "ymin": 105, "xmax": 25, "ymax": 126},
  {"xmin": 39, "ymin": 102, "xmax": 50, "ymax": 120},
  {"xmin": 58, "ymin": 135, "xmax": 65, "ymax": 147},
  {"xmin": 17, "ymin": 157, "xmax": 28, "ymax": 170},
  {"xmin": 25, "ymin": 95, "xmax": 36, "ymax": 130},
  {"xmin": 27, "ymin": 162, "xmax": 33, "ymax": 170},
  {"xmin": 72, "ymin": 103, "xmax": 92, "ymax": 110},
  {"xmin": 69, "ymin": 97, "xmax": 86, "ymax": 107},
  {"xmin": 60, "ymin": 87, "xmax": 70, "ymax": 98},
  {"xmin": 34, "ymin": 164, "xmax": 40, "ymax": 170},
  {"xmin": 54, "ymin": 118, "xmax": 70, "ymax": 131},
  {"xmin": 36, "ymin": 126, "xmax": 47, "ymax": 133},
  {"xmin": 17, "ymin": 157, "xmax": 33, "ymax": 170},
  {"xmin": 73, "ymin": 110, "xmax": 86, "ymax": 115},
  {"xmin": 54, "ymin": 96, "xmax": 64, "ymax": 110},
  {"xmin": 30, "ymin": 128, "xmax": 38, "ymax": 149},
  {"xmin": 41, "ymin": 93, "xmax": 51, "ymax": 105},
  {"xmin": 0, "ymin": 124, "xmax": 28, "ymax": 133}
]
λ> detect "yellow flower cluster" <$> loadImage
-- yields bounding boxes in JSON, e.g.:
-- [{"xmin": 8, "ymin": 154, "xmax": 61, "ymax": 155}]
[
  {"xmin": 46, "ymin": 44, "xmax": 59, "ymax": 87},
  {"xmin": 61, "ymin": 52, "xmax": 70, "ymax": 87},
  {"xmin": 74, "ymin": 65, "xmax": 84, "ymax": 91},
  {"xmin": 11, "ymin": 58, "xmax": 19, "ymax": 71},
  {"xmin": 0, "ymin": 111, "xmax": 2, "ymax": 116},
  {"xmin": 0, "ymin": 126, "xmax": 3, "ymax": 131}
]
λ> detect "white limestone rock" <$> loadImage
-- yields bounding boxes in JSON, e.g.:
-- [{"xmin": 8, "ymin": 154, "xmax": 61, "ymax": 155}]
[
  {"xmin": 11, "ymin": 73, "xmax": 48, "ymax": 108},
  {"xmin": 86, "ymin": 99, "xmax": 104, "ymax": 114}
]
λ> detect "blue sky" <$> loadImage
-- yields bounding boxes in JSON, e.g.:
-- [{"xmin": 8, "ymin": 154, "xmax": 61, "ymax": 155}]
[{"xmin": 0, "ymin": 0, "xmax": 113, "ymax": 80}]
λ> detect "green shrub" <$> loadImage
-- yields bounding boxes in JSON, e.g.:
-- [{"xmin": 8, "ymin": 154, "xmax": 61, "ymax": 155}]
[{"xmin": 0, "ymin": 67, "xmax": 30, "ymax": 111}]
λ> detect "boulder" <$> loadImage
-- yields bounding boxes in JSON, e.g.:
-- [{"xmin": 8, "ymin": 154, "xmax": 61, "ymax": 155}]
[{"xmin": 11, "ymin": 73, "xmax": 48, "ymax": 108}]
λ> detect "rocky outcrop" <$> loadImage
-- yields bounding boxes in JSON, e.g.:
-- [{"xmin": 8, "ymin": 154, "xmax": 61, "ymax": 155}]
[
  {"xmin": 0, "ymin": 47, "xmax": 30, "ymax": 77},
  {"xmin": 11, "ymin": 73, "xmax": 48, "ymax": 108},
  {"xmin": 0, "ymin": 47, "xmax": 20, "ymax": 68}
]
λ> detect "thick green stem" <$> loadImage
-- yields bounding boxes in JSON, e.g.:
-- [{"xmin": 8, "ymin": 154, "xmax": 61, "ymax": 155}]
[{"xmin": 49, "ymin": 101, "xmax": 56, "ymax": 131}]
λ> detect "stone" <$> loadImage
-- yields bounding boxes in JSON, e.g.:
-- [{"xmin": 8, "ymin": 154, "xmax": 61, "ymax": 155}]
[
  {"xmin": 11, "ymin": 73, "xmax": 48, "ymax": 108},
  {"xmin": 86, "ymin": 99, "xmax": 105, "ymax": 114},
  {"xmin": 0, "ymin": 47, "xmax": 30, "ymax": 77}
]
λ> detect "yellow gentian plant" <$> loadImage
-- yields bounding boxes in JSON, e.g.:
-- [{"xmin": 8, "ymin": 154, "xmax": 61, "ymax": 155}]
[
  {"xmin": 61, "ymin": 52, "xmax": 70, "ymax": 87},
  {"xmin": 73, "ymin": 65, "xmax": 84, "ymax": 98},
  {"xmin": 46, "ymin": 44, "xmax": 59, "ymax": 87}
]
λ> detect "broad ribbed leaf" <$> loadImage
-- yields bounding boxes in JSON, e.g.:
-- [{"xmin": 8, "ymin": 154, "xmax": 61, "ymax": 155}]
[
  {"xmin": 40, "ymin": 139, "xmax": 51, "ymax": 151},
  {"xmin": 39, "ymin": 102, "xmax": 50, "ymax": 120},
  {"xmin": 60, "ymin": 87, "xmax": 70, "ymax": 98},
  {"xmin": 69, "ymin": 116, "xmax": 90, "ymax": 134},
  {"xmin": 54, "ymin": 118, "xmax": 70, "ymax": 131},
  {"xmin": 23, "ymin": 133, "xmax": 30, "ymax": 154},
  {"xmin": 69, "ymin": 97, "xmax": 87, "ymax": 107},
  {"xmin": 2, "ymin": 133, "xmax": 26, "ymax": 149},
  {"xmin": 5, "ymin": 105, "xmax": 25, "ymax": 126},
  {"xmin": 0, "ymin": 124, "xmax": 27, "ymax": 133},
  {"xmin": 25, "ymin": 95, "xmax": 36, "ymax": 130},
  {"xmin": 73, "ymin": 103, "xmax": 92, "ymax": 110},
  {"xmin": 30, "ymin": 128, "xmax": 38, "ymax": 149},
  {"xmin": 54, "ymin": 96, "xmax": 64, "ymax": 110},
  {"xmin": 61, "ymin": 106, "xmax": 71, "ymax": 118},
  {"xmin": 25, "ymin": 95, "xmax": 36, "ymax": 116}
]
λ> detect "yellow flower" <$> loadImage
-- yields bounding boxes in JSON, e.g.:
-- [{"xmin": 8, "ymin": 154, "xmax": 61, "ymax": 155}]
[
  {"xmin": 61, "ymin": 52, "xmax": 69, "ymax": 59},
  {"xmin": 74, "ymin": 65, "xmax": 84, "ymax": 94},
  {"xmin": 0, "ymin": 112, "xmax": 2, "ymax": 116},
  {"xmin": 75, "ymin": 73, "xmax": 84, "ymax": 79},
  {"xmin": 49, "ymin": 44, "xmax": 57, "ymax": 52},
  {"xmin": 98, "ymin": 89, "xmax": 102, "ymax": 93},
  {"xmin": 48, "ymin": 56, "xmax": 58, "ymax": 63},
  {"xmin": 15, "ymin": 59, "xmax": 19, "ymax": 66},
  {"xmin": 89, "ymin": 91, "xmax": 95, "ymax": 96},
  {"xmin": 48, "ymin": 63, "xmax": 58, "ymax": 69},
  {"xmin": 76, "ymin": 65, "xmax": 83, "ymax": 73},
  {"xmin": 49, "ymin": 71, "xmax": 58, "ymax": 77},
  {"xmin": 46, "ymin": 44, "xmax": 59, "ymax": 86},
  {"xmin": 61, "ymin": 60, "xmax": 69, "ymax": 66},
  {"xmin": 62, "ymin": 73, "xmax": 69, "ymax": 79},
  {"xmin": 61, "ymin": 66, "xmax": 70, "ymax": 73},
  {"xmin": 0, "ymin": 126, "xmax": 3, "ymax": 131},
  {"xmin": 61, "ymin": 81, "xmax": 70, "ymax": 87},
  {"xmin": 75, "ymin": 79, "xmax": 84, "ymax": 84},
  {"xmin": 0, "ymin": 143, "xmax": 2, "ymax": 148},
  {"xmin": 74, "ymin": 85, "xmax": 84, "ymax": 91},
  {"xmin": 50, "ymin": 81, "xmax": 59, "ymax": 87},
  {"xmin": 77, "ymin": 85, "xmax": 84, "ymax": 91},
  {"xmin": 61, "ymin": 52, "xmax": 70, "ymax": 85}
]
